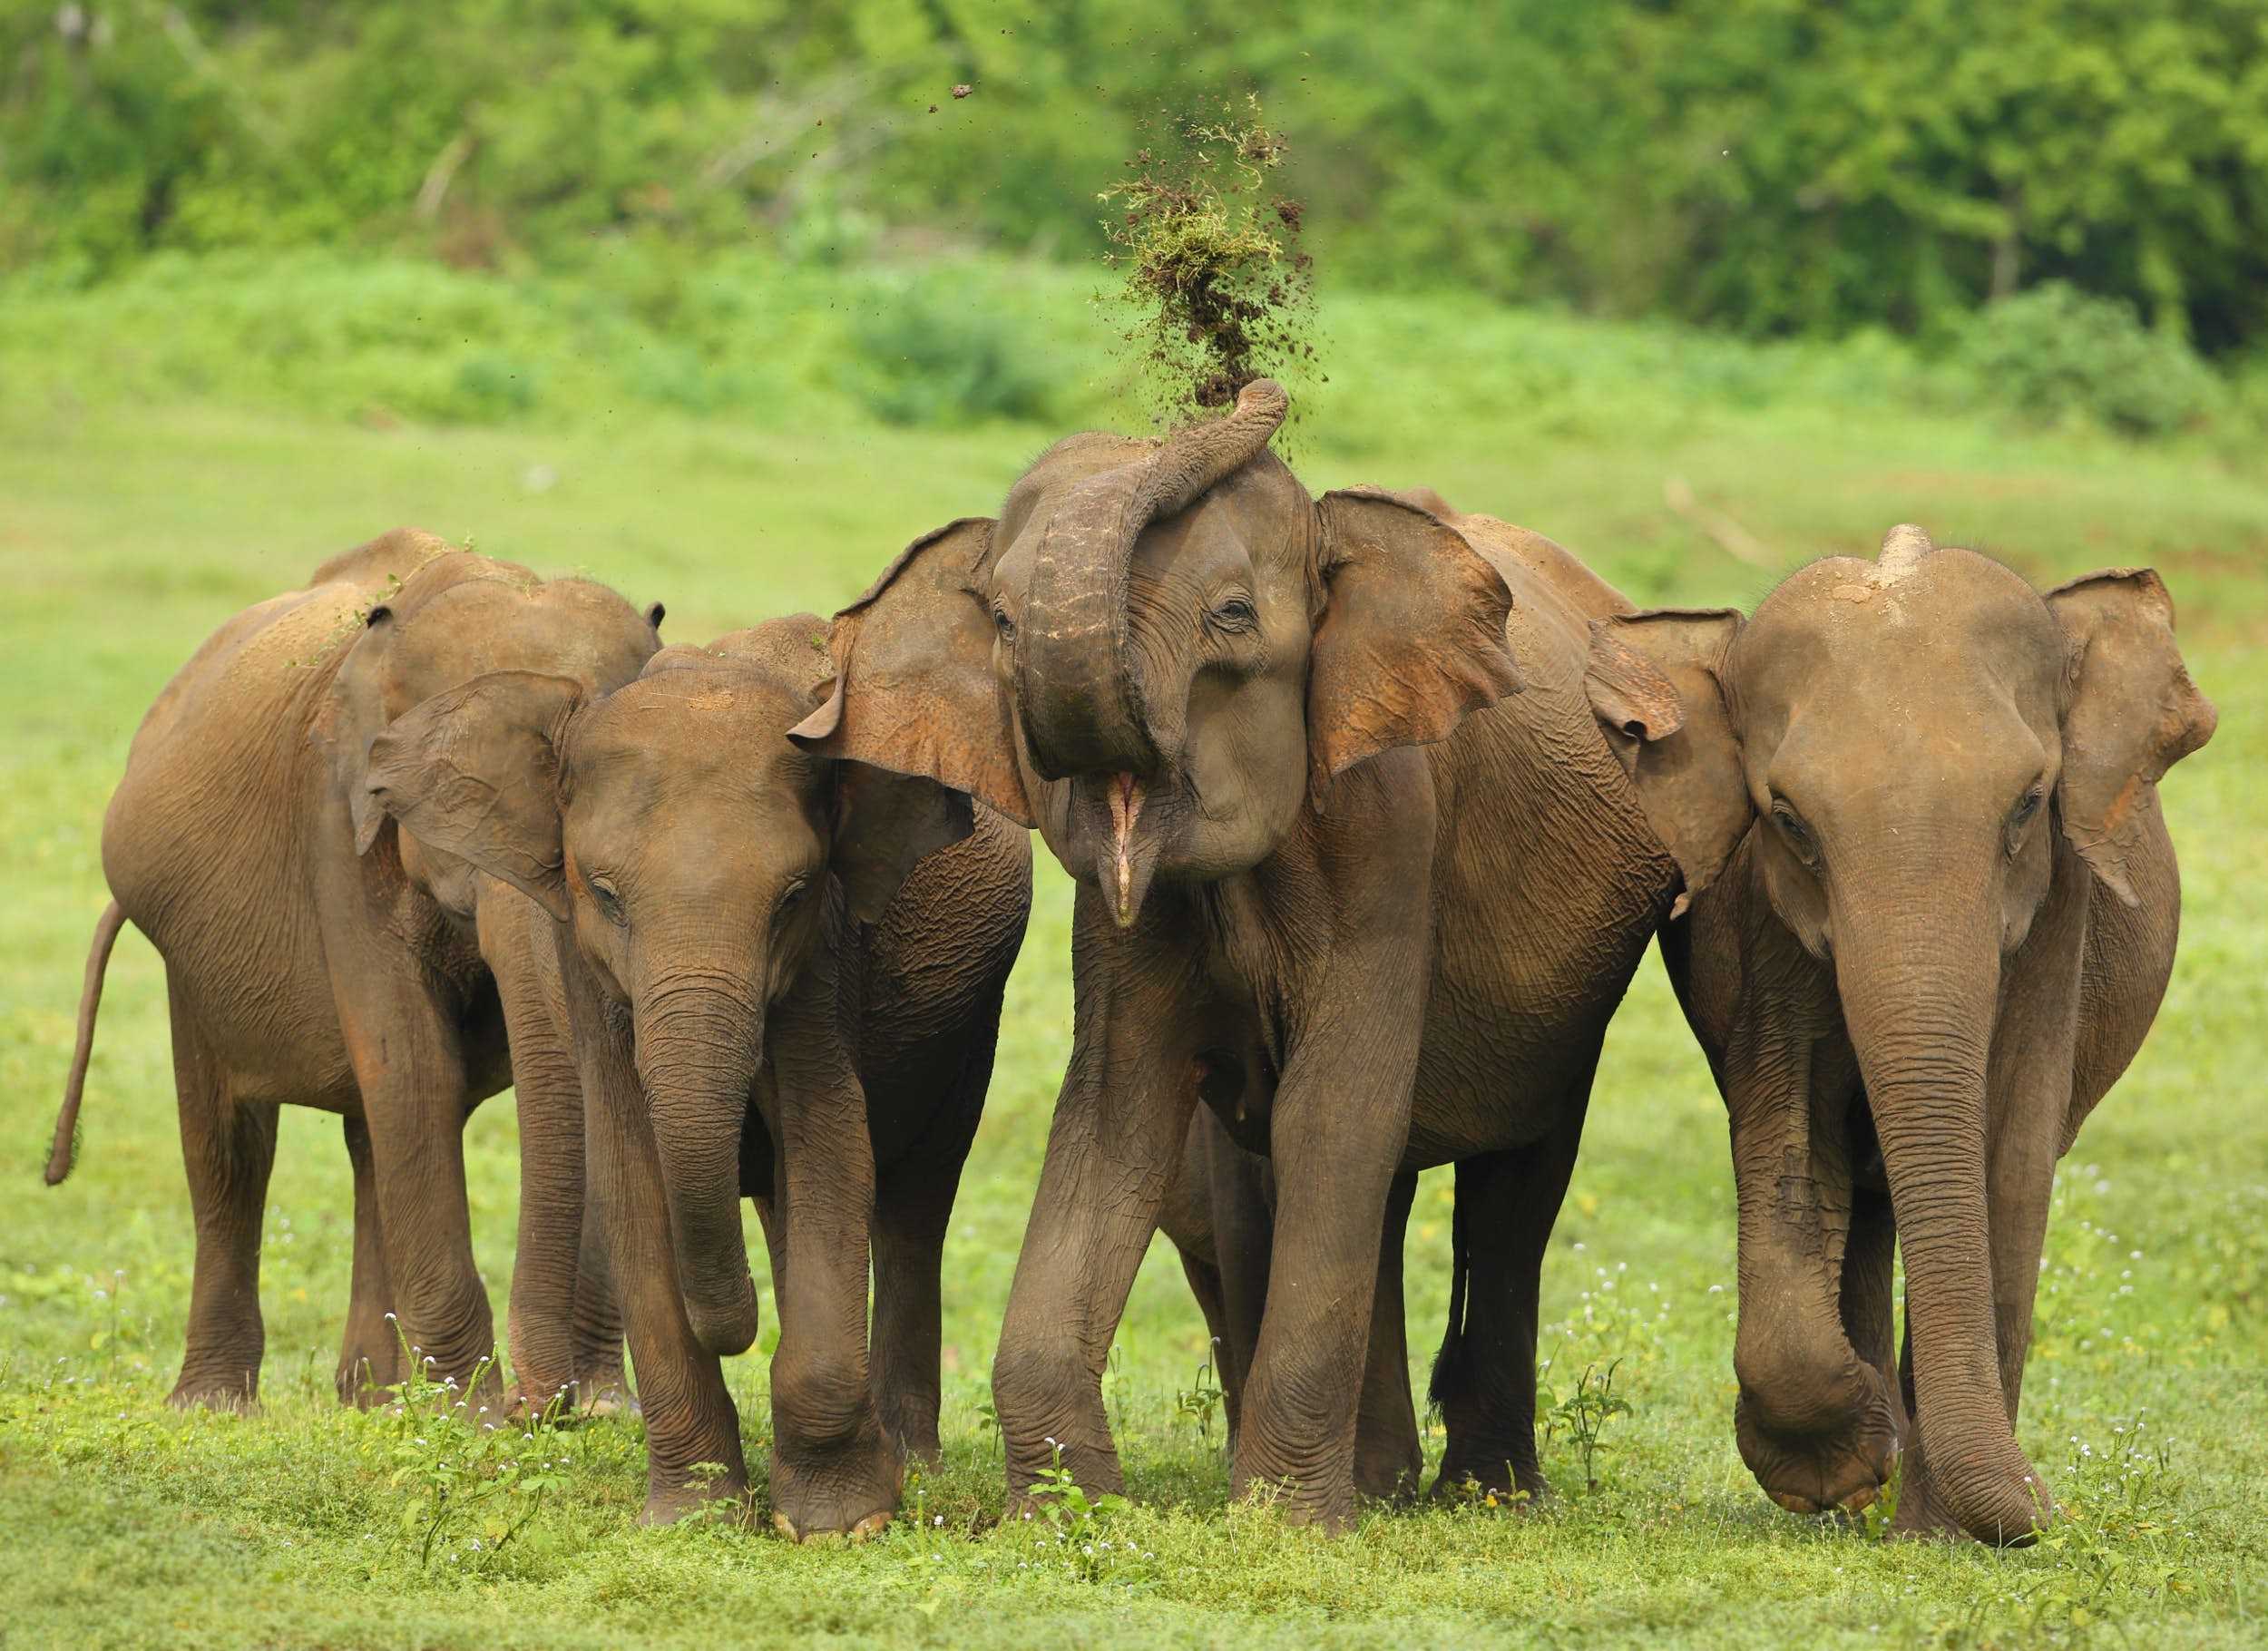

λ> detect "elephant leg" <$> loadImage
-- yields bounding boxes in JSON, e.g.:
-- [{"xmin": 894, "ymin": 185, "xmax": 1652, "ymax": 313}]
[
  {"xmin": 336, "ymin": 1114, "xmax": 404, "ymax": 1405},
  {"xmin": 337, "ymin": 987, "xmax": 495, "ymax": 1399},
  {"xmin": 1431, "ymin": 1106, "xmax": 1587, "ymax": 1502},
  {"xmin": 168, "ymin": 984, "xmax": 277, "ymax": 1411},
  {"xmin": 1200, "ymin": 1109, "xmax": 1275, "ymax": 1457},
  {"xmin": 870, "ymin": 1051, "xmax": 991, "ymax": 1465},
  {"xmin": 1840, "ymin": 1175, "xmax": 1905, "ymax": 1448},
  {"xmin": 1353, "ymin": 1168, "xmax": 1422, "ymax": 1503},
  {"xmin": 570, "ymin": 1209, "xmax": 631, "ymax": 1416}
]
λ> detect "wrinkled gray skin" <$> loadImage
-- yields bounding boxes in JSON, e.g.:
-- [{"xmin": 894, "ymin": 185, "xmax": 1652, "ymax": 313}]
[
  {"xmin": 362, "ymin": 617, "xmax": 1031, "ymax": 1533},
  {"xmin": 797, "ymin": 383, "xmax": 1695, "ymax": 1528},
  {"xmin": 52, "ymin": 532, "xmax": 661, "ymax": 1412},
  {"xmin": 1156, "ymin": 1108, "xmax": 1426, "ymax": 1496},
  {"xmin": 1592, "ymin": 527, "xmax": 2215, "ymax": 1543}
]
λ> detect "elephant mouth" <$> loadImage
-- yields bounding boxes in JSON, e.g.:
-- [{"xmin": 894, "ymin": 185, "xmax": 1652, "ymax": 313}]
[{"xmin": 1049, "ymin": 769, "xmax": 1186, "ymax": 927}]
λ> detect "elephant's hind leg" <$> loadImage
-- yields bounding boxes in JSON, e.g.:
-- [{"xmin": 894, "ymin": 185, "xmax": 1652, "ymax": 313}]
[
  {"xmin": 1429, "ymin": 1099, "xmax": 1590, "ymax": 1503},
  {"xmin": 336, "ymin": 1115, "xmax": 405, "ymax": 1406},
  {"xmin": 168, "ymin": 984, "xmax": 278, "ymax": 1411}
]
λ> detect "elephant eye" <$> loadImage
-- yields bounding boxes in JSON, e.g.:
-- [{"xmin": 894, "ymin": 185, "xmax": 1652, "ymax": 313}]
[
  {"xmin": 2006, "ymin": 785, "xmax": 2046, "ymax": 853},
  {"xmin": 991, "ymin": 604, "xmax": 1017, "ymax": 644},
  {"xmin": 1207, "ymin": 595, "xmax": 1258, "ymax": 635},
  {"xmin": 777, "ymin": 877, "xmax": 812, "ymax": 919},
  {"xmin": 586, "ymin": 874, "xmax": 628, "ymax": 927},
  {"xmin": 1769, "ymin": 797, "xmax": 1820, "ymax": 867}
]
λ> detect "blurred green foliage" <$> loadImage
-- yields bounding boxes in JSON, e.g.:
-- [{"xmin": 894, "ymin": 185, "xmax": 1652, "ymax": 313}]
[{"xmin": 7, "ymin": 0, "xmax": 2268, "ymax": 355}]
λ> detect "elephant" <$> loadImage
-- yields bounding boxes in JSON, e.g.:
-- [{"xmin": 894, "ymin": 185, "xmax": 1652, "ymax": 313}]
[
  {"xmin": 1588, "ymin": 525, "xmax": 2215, "ymax": 1542},
  {"xmin": 46, "ymin": 531, "xmax": 663, "ymax": 1412},
  {"xmin": 790, "ymin": 379, "xmax": 1700, "ymax": 1529},
  {"xmin": 358, "ymin": 616, "xmax": 1032, "ymax": 1533}
]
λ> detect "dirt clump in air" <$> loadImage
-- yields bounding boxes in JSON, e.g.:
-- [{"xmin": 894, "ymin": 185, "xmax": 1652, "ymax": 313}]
[{"xmin": 1100, "ymin": 95, "xmax": 1317, "ymax": 427}]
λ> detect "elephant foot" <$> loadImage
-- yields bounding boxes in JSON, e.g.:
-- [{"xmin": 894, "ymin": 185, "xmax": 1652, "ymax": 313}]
[
  {"xmin": 1353, "ymin": 1448, "xmax": 1424, "ymax": 1505},
  {"xmin": 169, "ymin": 1367, "xmax": 259, "ymax": 1412},
  {"xmin": 575, "ymin": 1370, "xmax": 640, "ymax": 1421},
  {"xmin": 638, "ymin": 1470, "xmax": 751, "ymax": 1527},
  {"xmin": 1429, "ymin": 1453, "xmax": 1545, "ymax": 1508},
  {"xmin": 1735, "ymin": 1376, "xmax": 1901, "ymax": 1518},
  {"xmin": 768, "ymin": 1432, "xmax": 904, "ymax": 1542},
  {"xmin": 773, "ymin": 1509, "xmax": 892, "ymax": 1544}
]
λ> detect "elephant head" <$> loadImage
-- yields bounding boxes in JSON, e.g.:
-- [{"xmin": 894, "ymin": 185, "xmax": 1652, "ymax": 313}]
[
  {"xmin": 325, "ymin": 534, "xmax": 664, "ymax": 894},
  {"xmin": 357, "ymin": 618, "xmax": 972, "ymax": 1358},
  {"xmin": 1587, "ymin": 526, "xmax": 2215, "ymax": 1543},
  {"xmin": 787, "ymin": 380, "xmax": 1523, "ymax": 921}
]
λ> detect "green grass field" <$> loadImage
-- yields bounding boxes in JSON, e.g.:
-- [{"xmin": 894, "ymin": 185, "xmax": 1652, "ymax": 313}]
[{"xmin": 3, "ymin": 334, "xmax": 2263, "ymax": 1647}]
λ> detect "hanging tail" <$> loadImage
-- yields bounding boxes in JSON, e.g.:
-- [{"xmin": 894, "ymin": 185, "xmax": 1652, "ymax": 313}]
[{"xmin": 46, "ymin": 900, "xmax": 126, "ymax": 1186}]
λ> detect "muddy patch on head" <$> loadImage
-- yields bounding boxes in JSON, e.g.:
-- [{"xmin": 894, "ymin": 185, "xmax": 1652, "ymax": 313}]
[{"xmin": 1100, "ymin": 94, "xmax": 1317, "ymax": 435}]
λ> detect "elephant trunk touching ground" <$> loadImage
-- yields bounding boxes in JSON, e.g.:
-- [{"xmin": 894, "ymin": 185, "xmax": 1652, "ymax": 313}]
[
  {"xmin": 1018, "ymin": 380, "xmax": 1289, "ymax": 781},
  {"xmin": 1833, "ymin": 878, "xmax": 2048, "ymax": 1544},
  {"xmin": 635, "ymin": 972, "xmax": 763, "ymax": 1358}
]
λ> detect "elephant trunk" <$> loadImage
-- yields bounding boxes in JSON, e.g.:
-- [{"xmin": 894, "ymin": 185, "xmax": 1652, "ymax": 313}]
[
  {"xmin": 1018, "ymin": 378, "xmax": 1288, "ymax": 779},
  {"xmin": 1835, "ymin": 892, "xmax": 2045, "ymax": 1544},
  {"xmin": 636, "ymin": 975, "xmax": 763, "ymax": 1357}
]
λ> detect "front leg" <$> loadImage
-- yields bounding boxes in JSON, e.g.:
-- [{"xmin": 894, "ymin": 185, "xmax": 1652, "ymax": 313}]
[
  {"xmin": 766, "ymin": 958, "xmax": 899, "ymax": 1541},
  {"xmin": 1232, "ymin": 969, "xmax": 1421, "ymax": 1530},
  {"xmin": 992, "ymin": 884, "xmax": 1209, "ymax": 1505},
  {"xmin": 477, "ymin": 889, "xmax": 607, "ymax": 1415}
]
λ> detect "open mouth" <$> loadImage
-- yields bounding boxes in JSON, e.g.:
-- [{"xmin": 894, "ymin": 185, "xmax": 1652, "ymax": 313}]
[{"xmin": 1108, "ymin": 772, "xmax": 1144, "ymax": 924}]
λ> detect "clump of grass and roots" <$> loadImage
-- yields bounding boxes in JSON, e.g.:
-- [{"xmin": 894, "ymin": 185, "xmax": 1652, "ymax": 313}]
[{"xmin": 1100, "ymin": 95, "xmax": 1317, "ymax": 426}]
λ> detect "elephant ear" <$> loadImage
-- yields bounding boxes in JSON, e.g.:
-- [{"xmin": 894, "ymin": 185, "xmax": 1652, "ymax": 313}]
[
  {"xmin": 822, "ymin": 742, "xmax": 978, "ymax": 925},
  {"xmin": 787, "ymin": 519, "xmax": 1035, "ymax": 827},
  {"xmin": 1308, "ymin": 488, "xmax": 1526, "ymax": 806},
  {"xmin": 361, "ymin": 670, "xmax": 586, "ymax": 922},
  {"xmin": 2045, "ymin": 568, "xmax": 2216, "ymax": 907},
  {"xmin": 330, "ymin": 601, "xmax": 405, "ymax": 856},
  {"xmin": 1584, "ymin": 609, "xmax": 1750, "ymax": 918}
]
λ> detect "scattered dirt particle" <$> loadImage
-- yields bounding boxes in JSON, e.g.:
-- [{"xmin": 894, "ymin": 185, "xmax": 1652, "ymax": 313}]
[
  {"xmin": 952, "ymin": 83, "xmax": 973, "ymax": 99},
  {"xmin": 1099, "ymin": 95, "xmax": 1316, "ymax": 428}
]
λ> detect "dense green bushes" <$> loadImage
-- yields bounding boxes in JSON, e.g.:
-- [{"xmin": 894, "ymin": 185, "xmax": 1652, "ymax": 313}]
[
  {"xmin": 7, "ymin": 247, "xmax": 2259, "ymax": 450},
  {"xmin": 8, "ymin": 2, "xmax": 2268, "ymax": 353}
]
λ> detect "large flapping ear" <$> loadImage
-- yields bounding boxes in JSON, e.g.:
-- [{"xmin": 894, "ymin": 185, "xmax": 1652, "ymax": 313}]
[
  {"xmin": 2044, "ymin": 568, "xmax": 2216, "ymax": 906},
  {"xmin": 826, "ymin": 762, "xmax": 978, "ymax": 925},
  {"xmin": 1308, "ymin": 488, "xmax": 1526, "ymax": 806},
  {"xmin": 361, "ymin": 670, "xmax": 586, "ymax": 921},
  {"xmin": 787, "ymin": 519, "xmax": 1035, "ymax": 827},
  {"xmin": 1585, "ymin": 609, "xmax": 1749, "ymax": 917}
]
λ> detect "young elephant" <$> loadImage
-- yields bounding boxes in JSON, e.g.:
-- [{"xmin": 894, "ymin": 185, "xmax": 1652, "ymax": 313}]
[
  {"xmin": 49, "ymin": 532, "xmax": 662, "ymax": 1411},
  {"xmin": 362, "ymin": 618, "xmax": 1032, "ymax": 1532},
  {"xmin": 1590, "ymin": 527, "xmax": 2214, "ymax": 1542},
  {"xmin": 793, "ymin": 380, "xmax": 1696, "ymax": 1529}
]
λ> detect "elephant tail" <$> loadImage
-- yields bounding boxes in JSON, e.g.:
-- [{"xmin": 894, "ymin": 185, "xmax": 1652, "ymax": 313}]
[
  {"xmin": 46, "ymin": 900, "xmax": 126, "ymax": 1186},
  {"xmin": 1427, "ymin": 1177, "xmax": 1473, "ymax": 1408}
]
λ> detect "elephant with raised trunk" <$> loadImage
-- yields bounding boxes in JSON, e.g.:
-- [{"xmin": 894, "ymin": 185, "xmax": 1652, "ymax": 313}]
[
  {"xmin": 50, "ymin": 532, "xmax": 663, "ymax": 1412},
  {"xmin": 795, "ymin": 380, "xmax": 1700, "ymax": 1529},
  {"xmin": 361, "ymin": 617, "xmax": 1031, "ymax": 1533},
  {"xmin": 1592, "ymin": 526, "xmax": 2214, "ymax": 1542}
]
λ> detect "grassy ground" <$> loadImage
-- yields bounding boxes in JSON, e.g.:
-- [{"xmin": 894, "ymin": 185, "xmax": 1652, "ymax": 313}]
[{"xmin": 2, "ymin": 350, "xmax": 2263, "ymax": 1647}]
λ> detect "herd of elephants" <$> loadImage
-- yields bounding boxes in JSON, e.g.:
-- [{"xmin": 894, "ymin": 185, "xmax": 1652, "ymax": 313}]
[{"xmin": 45, "ymin": 379, "xmax": 2216, "ymax": 1548}]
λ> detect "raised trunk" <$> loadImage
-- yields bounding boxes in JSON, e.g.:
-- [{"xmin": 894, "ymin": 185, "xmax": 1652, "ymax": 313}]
[
  {"xmin": 1018, "ymin": 378, "xmax": 1289, "ymax": 779},
  {"xmin": 635, "ymin": 979, "xmax": 762, "ymax": 1357},
  {"xmin": 1836, "ymin": 906, "xmax": 2047, "ymax": 1544}
]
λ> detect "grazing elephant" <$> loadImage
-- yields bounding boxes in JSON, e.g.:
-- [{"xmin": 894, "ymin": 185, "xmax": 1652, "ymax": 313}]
[
  {"xmin": 1589, "ymin": 526, "xmax": 2215, "ymax": 1542},
  {"xmin": 47, "ymin": 532, "xmax": 663, "ymax": 1412},
  {"xmin": 792, "ymin": 380, "xmax": 1695, "ymax": 1528},
  {"xmin": 360, "ymin": 617, "xmax": 1031, "ymax": 1532}
]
